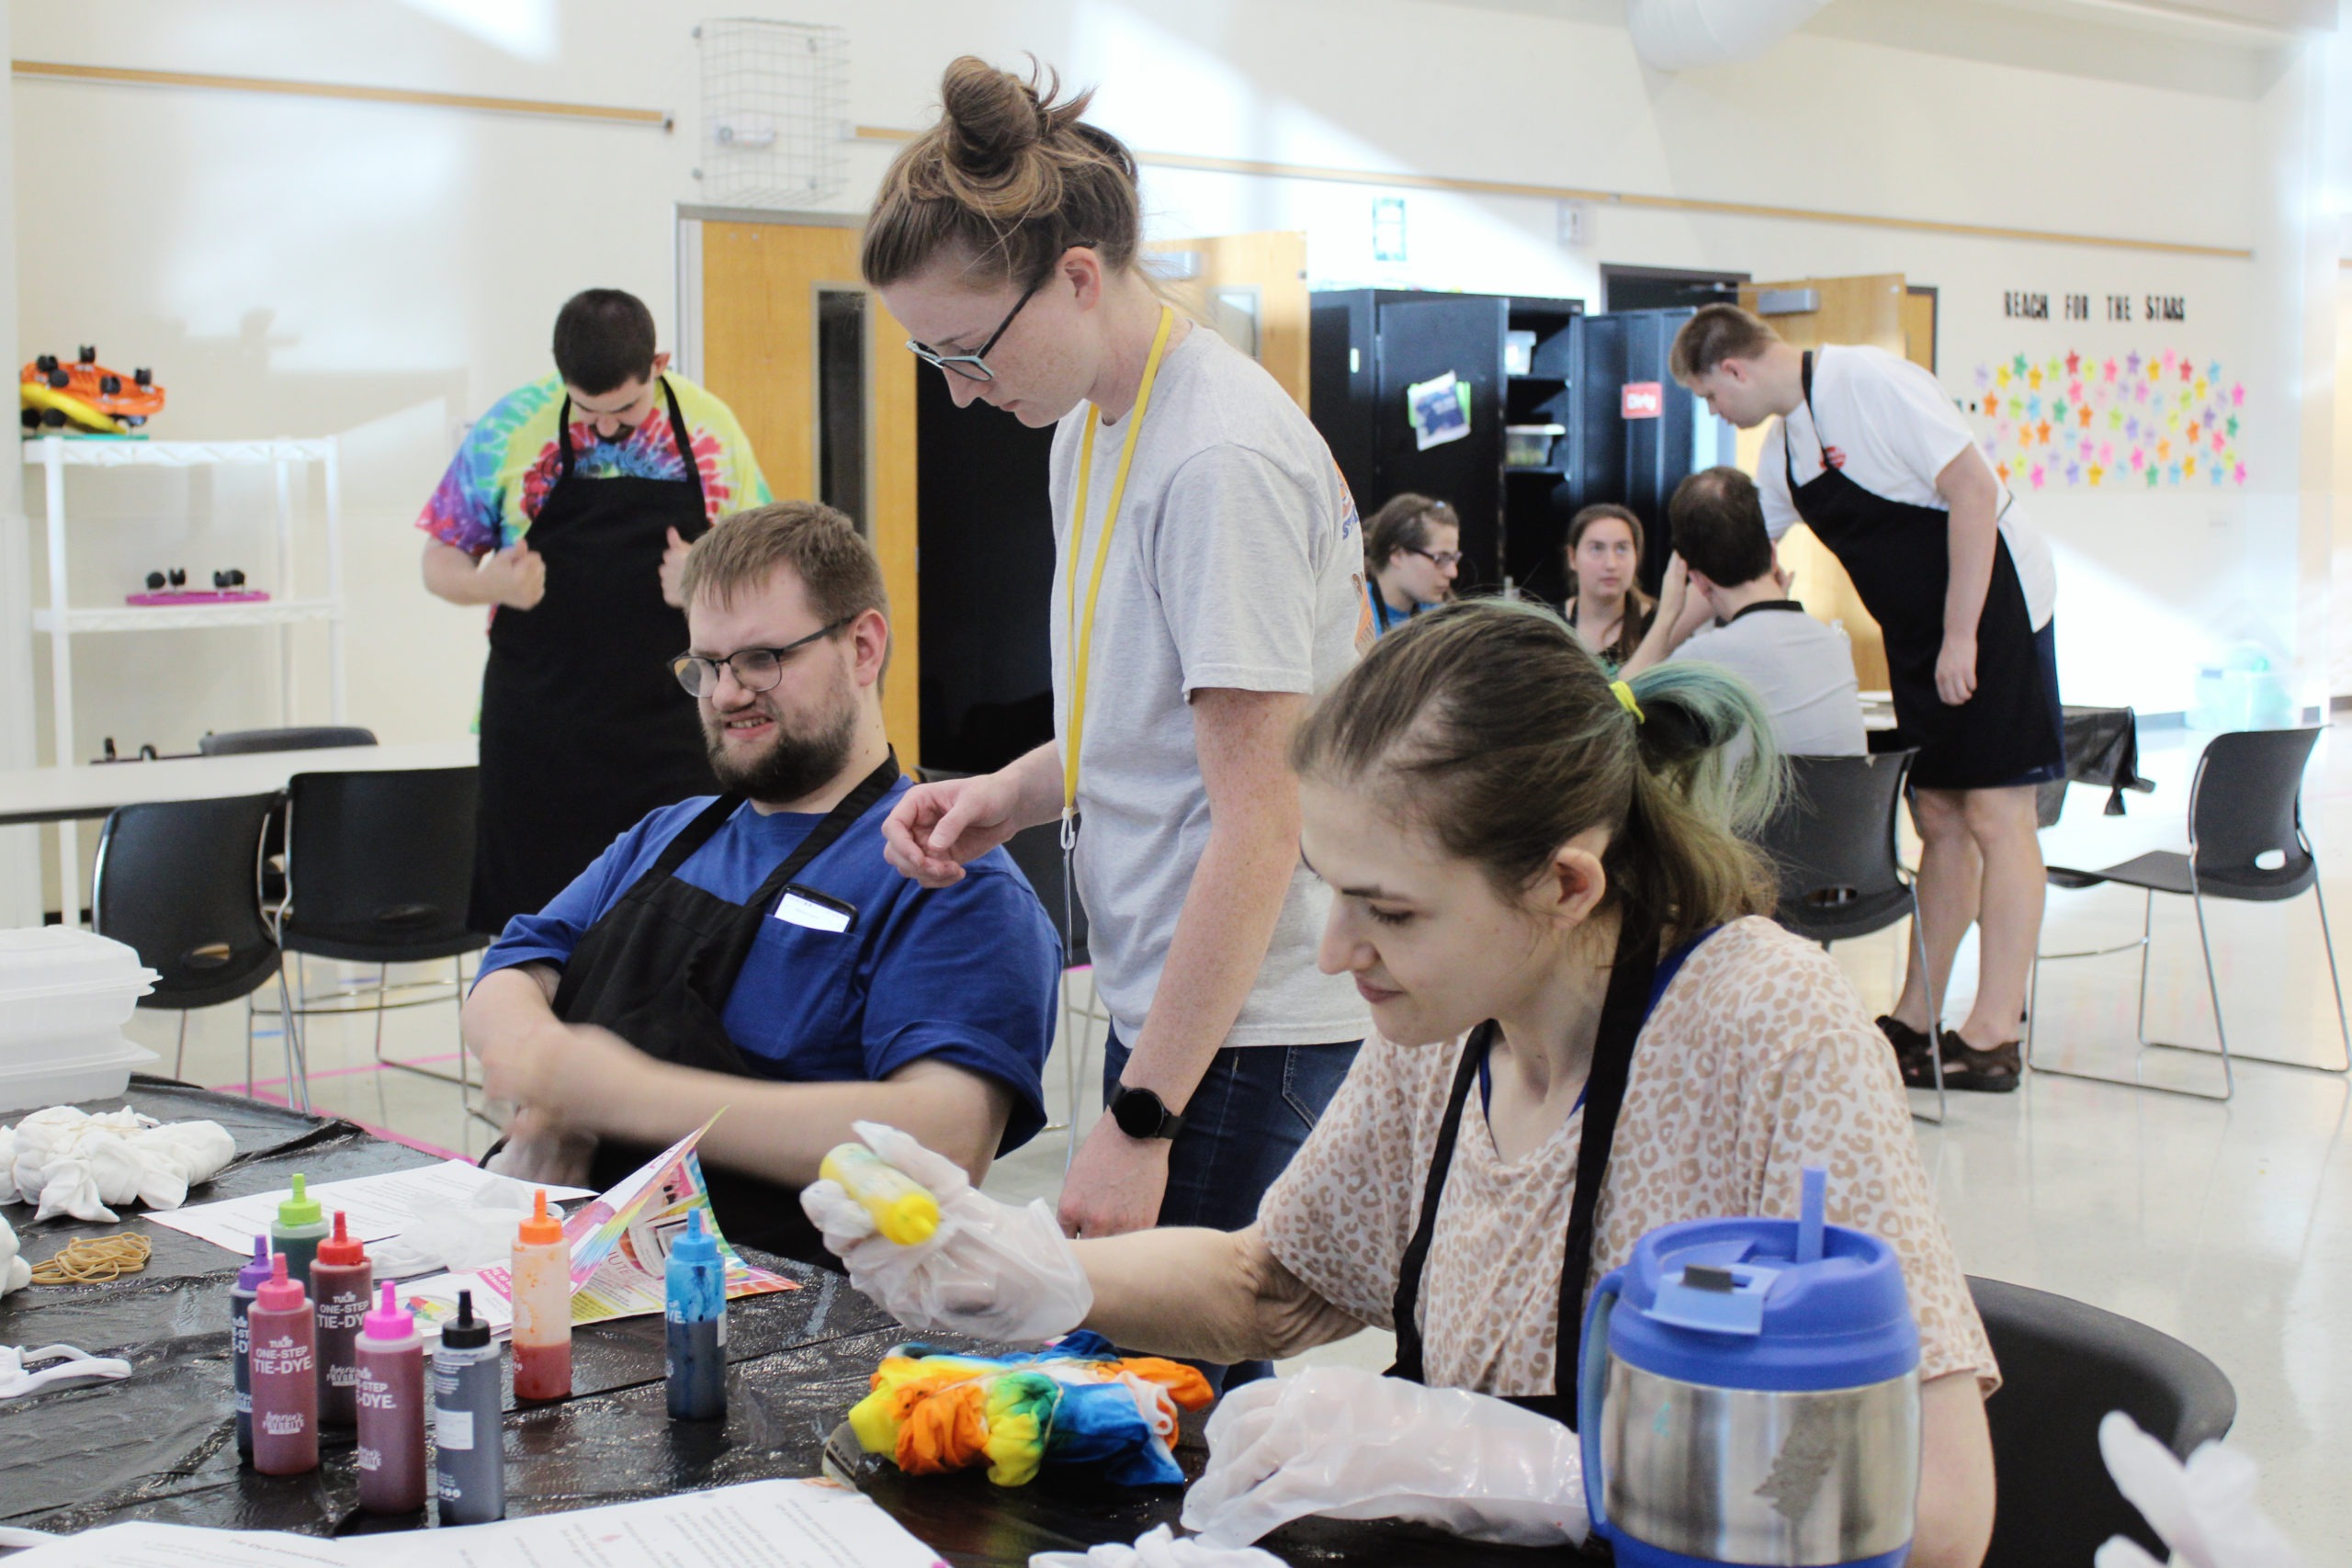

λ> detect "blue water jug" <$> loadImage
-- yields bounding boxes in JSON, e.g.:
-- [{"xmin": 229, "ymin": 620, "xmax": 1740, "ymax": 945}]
[{"xmin": 1577, "ymin": 1168, "xmax": 1921, "ymax": 1568}]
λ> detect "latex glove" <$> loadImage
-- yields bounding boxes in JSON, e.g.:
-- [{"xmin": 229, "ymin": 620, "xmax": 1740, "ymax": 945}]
[
  {"xmin": 1031, "ymin": 1525, "xmax": 1287, "ymax": 1568},
  {"xmin": 800, "ymin": 1120, "xmax": 1091, "ymax": 1344},
  {"xmin": 0, "ymin": 1213, "xmax": 28, "ymax": 1296},
  {"xmin": 1181, "ymin": 1366, "xmax": 1588, "ymax": 1549},
  {"xmin": 484, "ymin": 1108, "xmax": 597, "ymax": 1190},
  {"xmin": 2095, "ymin": 1411, "xmax": 2307, "ymax": 1568}
]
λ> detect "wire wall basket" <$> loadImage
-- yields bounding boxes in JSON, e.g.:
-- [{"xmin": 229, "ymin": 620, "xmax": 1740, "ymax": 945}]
[{"xmin": 695, "ymin": 17, "xmax": 848, "ymax": 209}]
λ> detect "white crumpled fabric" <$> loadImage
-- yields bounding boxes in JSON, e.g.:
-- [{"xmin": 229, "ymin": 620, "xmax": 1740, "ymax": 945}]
[
  {"xmin": 2097, "ymin": 1410, "xmax": 2308, "ymax": 1568},
  {"xmin": 0, "ymin": 1211, "xmax": 28, "ymax": 1296},
  {"xmin": 1030, "ymin": 1524, "xmax": 1287, "ymax": 1568},
  {"xmin": 1181, "ymin": 1366, "xmax": 1589, "ymax": 1550},
  {"xmin": 800, "ymin": 1121, "xmax": 1092, "ymax": 1346},
  {"xmin": 369, "ymin": 1165, "xmax": 560, "ymax": 1279},
  {"xmin": 0, "ymin": 1106, "xmax": 235, "ymax": 1224}
]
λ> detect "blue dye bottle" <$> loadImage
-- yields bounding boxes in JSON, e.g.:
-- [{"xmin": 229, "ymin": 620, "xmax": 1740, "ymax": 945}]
[{"xmin": 664, "ymin": 1209, "xmax": 726, "ymax": 1422}]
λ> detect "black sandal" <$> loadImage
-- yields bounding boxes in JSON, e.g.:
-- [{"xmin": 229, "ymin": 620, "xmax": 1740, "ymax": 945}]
[
  {"xmin": 1876, "ymin": 1016, "xmax": 1939, "ymax": 1090},
  {"xmin": 1939, "ymin": 1030, "xmax": 2020, "ymax": 1093}
]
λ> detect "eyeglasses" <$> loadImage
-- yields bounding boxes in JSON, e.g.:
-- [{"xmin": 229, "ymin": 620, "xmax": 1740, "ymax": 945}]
[
  {"xmin": 1408, "ymin": 546, "xmax": 1464, "ymax": 569},
  {"xmin": 670, "ymin": 617, "xmax": 851, "ymax": 698},
  {"xmin": 903, "ymin": 243, "xmax": 1095, "ymax": 383}
]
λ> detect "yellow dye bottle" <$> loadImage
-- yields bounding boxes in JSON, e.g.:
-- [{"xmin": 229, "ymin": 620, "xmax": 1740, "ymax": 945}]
[{"xmin": 820, "ymin": 1144, "xmax": 940, "ymax": 1245}]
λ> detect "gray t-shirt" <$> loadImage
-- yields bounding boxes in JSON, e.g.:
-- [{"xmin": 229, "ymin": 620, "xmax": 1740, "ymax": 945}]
[
  {"xmin": 1048, "ymin": 326, "xmax": 1371, "ymax": 1047},
  {"xmin": 1666, "ymin": 602, "xmax": 1868, "ymax": 758}
]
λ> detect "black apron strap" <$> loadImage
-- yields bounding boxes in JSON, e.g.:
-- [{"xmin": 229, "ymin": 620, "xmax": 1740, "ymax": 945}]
[
  {"xmin": 1385, "ymin": 925, "xmax": 1659, "ymax": 1426},
  {"xmin": 556, "ymin": 375, "xmax": 707, "ymax": 516},
  {"xmin": 730, "ymin": 752, "xmax": 899, "ymax": 934}
]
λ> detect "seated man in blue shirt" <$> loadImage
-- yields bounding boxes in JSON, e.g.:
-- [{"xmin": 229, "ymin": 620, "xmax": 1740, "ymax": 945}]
[{"xmin": 466, "ymin": 499, "xmax": 1060, "ymax": 1263}]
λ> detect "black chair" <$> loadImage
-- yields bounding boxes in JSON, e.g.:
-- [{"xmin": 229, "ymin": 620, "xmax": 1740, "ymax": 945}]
[
  {"xmin": 91, "ymin": 792, "xmax": 285, "ymax": 1086},
  {"xmin": 1969, "ymin": 1275, "xmax": 2237, "ymax": 1568},
  {"xmin": 1002, "ymin": 819, "xmax": 1104, "ymax": 1152},
  {"xmin": 274, "ymin": 766, "xmax": 489, "ymax": 1113},
  {"xmin": 198, "ymin": 727, "xmax": 378, "ymax": 756},
  {"xmin": 1750, "ymin": 750, "xmax": 1945, "ymax": 1121},
  {"xmin": 2030, "ymin": 726, "xmax": 2349, "ymax": 1101}
]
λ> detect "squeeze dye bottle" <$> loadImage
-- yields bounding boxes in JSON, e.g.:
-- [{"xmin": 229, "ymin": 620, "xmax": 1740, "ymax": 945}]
[
  {"xmin": 311, "ymin": 1211, "xmax": 372, "ymax": 1427},
  {"xmin": 432, "ymin": 1289, "xmax": 505, "ymax": 1525},
  {"xmin": 270, "ymin": 1173, "xmax": 330, "ymax": 1288},
  {"xmin": 820, "ymin": 1143, "xmax": 940, "ymax": 1245},
  {"xmin": 230, "ymin": 1235, "xmax": 272, "ymax": 1459},
  {"xmin": 664, "ymin": 1209, "xmax": 726, "ymax": 1422},
  {"xmin": 354, "ymin": 1282, "xmax": 426, "ymax": 1515},
  {"xmin": 247, "ymin": 1254, "xmax": 319, "ymax": 1475},
  {"xmin": 509, "ymin": 1189, "xmax": 572, "ymax": 1402}
]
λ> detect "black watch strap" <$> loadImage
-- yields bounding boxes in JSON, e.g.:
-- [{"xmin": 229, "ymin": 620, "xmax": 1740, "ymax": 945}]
[{"xmin": 1110, "ymin": 1084, "xmax": 1185, "ymax": 1141}]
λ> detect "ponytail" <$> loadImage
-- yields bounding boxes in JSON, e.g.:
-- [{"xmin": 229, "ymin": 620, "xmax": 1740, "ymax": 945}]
[{"xmin": 1293, "ymin": 601, "xmax": 1780, "ymax": 947}]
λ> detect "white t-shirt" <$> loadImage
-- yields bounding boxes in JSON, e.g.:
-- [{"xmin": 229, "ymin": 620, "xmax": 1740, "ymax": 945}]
[
  {"xmin": 1757, "ymin": 344, "xmax": 2055, "ymax": 630},
  {"xmin": 1048, "ymin": 325, "xmax": 1372, "ymax": 1047},
  {"xmin": 1666, "ymin": 602, "xmax": 1867, "ymax": 758}
]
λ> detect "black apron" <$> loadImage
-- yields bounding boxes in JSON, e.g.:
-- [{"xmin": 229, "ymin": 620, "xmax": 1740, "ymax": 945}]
[
  {"xmin": 1783, "ymin": 351, "xmax": 2060, "ymax": 792},
  {"xmin": 548, "ymin": 753, "xmax": 900, "ymax": 1265},
  {"xmin": 471, "ymin": 377, "xmax": 720, "ymax": 934},
  {"xmin": 1387, "ymin": 929, "xmax": 1663, "ymax": 1429}
]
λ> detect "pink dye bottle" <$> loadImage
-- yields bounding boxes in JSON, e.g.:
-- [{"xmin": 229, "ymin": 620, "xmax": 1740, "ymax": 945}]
[
  {"xmin": 311, "ymin": 1212, "xmax": 373, "ymax": 1428},
  {"xmin": 247, "ymin": 1254, "xmax": 319, "ymax": 1475},
  {"xmin": 354, "ymin": 1281, "xmax": 427, "ymax": 1514}
]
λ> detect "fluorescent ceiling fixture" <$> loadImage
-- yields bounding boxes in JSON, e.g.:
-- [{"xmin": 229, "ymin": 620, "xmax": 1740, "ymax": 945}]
[{"xmin": 396, "ymin": 0, "xmax": 557, "ymax": 60}]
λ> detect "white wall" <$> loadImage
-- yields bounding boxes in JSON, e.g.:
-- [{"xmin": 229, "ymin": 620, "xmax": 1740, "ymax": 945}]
[{"xmin": 10, "ymin": 0, "xmax": 2339, "ymax": 795}]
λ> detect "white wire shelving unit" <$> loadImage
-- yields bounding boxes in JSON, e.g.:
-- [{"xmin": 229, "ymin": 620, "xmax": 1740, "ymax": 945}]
[{"xmin": 26, "ymin": 434, "xmax": 345, "ymax": 923}]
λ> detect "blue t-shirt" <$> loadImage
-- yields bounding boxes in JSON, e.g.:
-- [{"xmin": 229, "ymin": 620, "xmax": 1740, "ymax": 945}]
[
  {"xmin": 1366, "ymin": 581, "xmax": 1436, "ymax": 639},
  {"xmin": 477, "ymin": 777, "xmax": 1061, "ymax": 1153}
]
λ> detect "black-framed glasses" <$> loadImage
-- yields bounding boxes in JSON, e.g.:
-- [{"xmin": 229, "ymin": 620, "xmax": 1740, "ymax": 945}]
[
  {"xmin": 1408, "ymin": 546, "xmax": 1464, "ymax": 570},
  {"xmin": 903, "ymin": 242, "xmax": 1096, "ymax": 383},
  {"xmin": 670, "ymin": 617, "xmax": 851, "ymax": 698}
]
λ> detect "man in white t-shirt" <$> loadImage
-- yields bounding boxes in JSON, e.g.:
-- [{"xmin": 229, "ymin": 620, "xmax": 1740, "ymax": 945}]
[
  {"xmin": 1623, "ymin": 467, "xmax": 1865, "ymax": 759},
  {"xmin": 1671, "ymin": 307, "xmax": 2063, "ymax": 1095}
]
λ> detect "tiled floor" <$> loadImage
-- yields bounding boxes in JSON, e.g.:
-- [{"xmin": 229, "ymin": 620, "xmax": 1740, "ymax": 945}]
[{"xmin": 135, "ymin": 718, "xmax": 2351, "ymax": 1558}]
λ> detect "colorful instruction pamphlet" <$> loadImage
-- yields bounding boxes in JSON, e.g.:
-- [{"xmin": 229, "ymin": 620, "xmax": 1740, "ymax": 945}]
[
  {"xmin": 0, "ymin": 1477, "xmax": 951, "ymax": 1566},
  {"xmin": 401, "ymin": 1118, "xmax": 793, "ymax": 1336}
]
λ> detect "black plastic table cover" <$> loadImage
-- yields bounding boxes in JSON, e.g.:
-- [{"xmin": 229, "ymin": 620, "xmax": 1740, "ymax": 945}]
[{"xmin": 0, "ymin": 1081, "xmax": 1577, "ymax": 1566}]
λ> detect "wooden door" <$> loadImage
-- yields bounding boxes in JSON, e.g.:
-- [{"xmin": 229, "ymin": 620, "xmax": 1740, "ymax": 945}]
[
  {"xmin": 1146, "ymin": 231, "xmax": 1311, "ymax": 411},
  {"xmin": 699, "ymin": 219, "xmax": 922, "ymax": 765},
  {"xmin": 1736, "ymin": 275, "xmax": 1922, "ymax": 691}
]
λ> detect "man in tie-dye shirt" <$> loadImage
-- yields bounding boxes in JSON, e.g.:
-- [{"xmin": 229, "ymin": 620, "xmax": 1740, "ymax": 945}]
[{"xmin": 419, "ymin": 288, "xmax": 772, "ymax": 934}]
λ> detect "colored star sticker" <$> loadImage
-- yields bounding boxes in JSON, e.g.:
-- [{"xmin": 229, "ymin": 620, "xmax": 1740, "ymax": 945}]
[
  {"xmin": 2066, "ymin": 461, "xmax": 2082, "ymax": 484},
  {"xmin": 2089, "ymin": 463, "xmax": 2105, "ymax": 486},
  {"xmin": 2226, "ymin": 415, "xmax": 2238, "ymax": 437},
  {"xmin": 2028, "ymin": 367, "xmax": 2043, "ymax": 389},
  {"xmin": 2131, "ymin": 447, "xmax": 2145, "ymax": 469},
  {"xmin": 2037, "ymin": 421, "xmax": 2052, "ymax": 445},
  {"xmin": 1996, "ymin": 366, "xmax": 2013, "ymax": 387},
  {"xmin": 2030, "ymin": 464, "xmax": 2046, "ymax": 489},
  {"xmin": 2147, "ymin": 466, "xmax": 2160, "ymax": 487},
  {"xmin": 2098, "ymin": 442, "xmax": 2113, "ymax": 464},
  {"xmin": 2212, "ymin": 433, "xmax": 2224, "ymax": 454},
  {"xmin": 2233, "ymin": 461, "xmax": 2247, "ymax": 485},
  {"xmin": 2104, "ymin": 359, "xmax": 2119, "ymax": 381},
  {"xmin": 1996, "ymin": 461, "xmax": 2011, "ymax": 483},
  {"xmin": 2069, "ymin": 380, "xmax": 2085, "ymax": 403},
  {"xmin": 1975, "ymin": 365, "xmax": 1992, "ymax": 387},
  {"xmin": 2028, "ymin": 395, "xmax": 2043, "ymax": 419},
  {"xmin": 2167, "ymin": 463, "xmax": 2181, "ymax": 484},
  {"xmin": 2185, "ymin": 456, "xmax": 2197, "ymax": 478},
  {"xmin": 2207, "ymin": 360, "xmax": 2221, "ymax": 381},
  {"xmin": 2052, "ymin": 399, "xmax": 2068, "ymax": 424},
  {"xmin": 2065, "ymin": 350, "xmax": 2081, "ymax": 375},
  {"xmin": 2079, "ymin": 406, "xmax": 2093, "ymax": 427},
  {"xmin": 1984, "ymin": 395, "xmax": 2000, "ymax": 419},
  {"xmin": 2126, "ymin": 418, "xmax": 2141, "ymax": 440},
  {"xmin": 2231, "ymin": 383, "xmax": 2245, "ymax": 406},
  {"xmin": 2109, "ymin": 409, "xmax": 2123, "ymax": 430},
  {"xmin": 2194, "ymin": 378, "xmax": 2208, "ymax": 400},
  {"xmin": 2179, "ymin": 361, "xmax": 2192, "ymax": 382},
  {"xmin": 2161, "ymin": 348, "xmax": 2177, "ymax": 369},
  {"xmin": 2013, "ymin": 354, "xmax": 2030, "ymax": 377},
  {"xmin": 2126, "ymin": 352, "xmax": 2143, "ymax": 375},
  {"xmin": 2211, "ymin": 465, "xmax": 2225, "ymax": 486}
]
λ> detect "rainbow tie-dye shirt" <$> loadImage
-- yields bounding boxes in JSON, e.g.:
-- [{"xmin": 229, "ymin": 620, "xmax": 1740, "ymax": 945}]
[{"xmin": 416, "ymin": 373, "xmax": 771, "ymax": 556}]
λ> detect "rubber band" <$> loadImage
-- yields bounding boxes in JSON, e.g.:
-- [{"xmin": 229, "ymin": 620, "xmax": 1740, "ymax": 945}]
[
  {"xmin": 1610, "ymin": 680, "xmax": 1645, "ymax": 725},
  {"xmin": 28, "ymin": 1235, "xmax": 152, "ymax": 1286}
]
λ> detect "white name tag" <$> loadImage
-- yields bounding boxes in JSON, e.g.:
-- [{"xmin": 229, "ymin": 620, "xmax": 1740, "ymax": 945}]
[{"xmin": 775, "ymin": 890, "xmax": 854, "ymax": 932}]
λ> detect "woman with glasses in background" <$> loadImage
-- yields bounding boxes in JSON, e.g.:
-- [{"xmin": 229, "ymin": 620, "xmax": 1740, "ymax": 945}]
[
  {"xmin": 854, "ymin": 56, "xmax": 1370, "ymax": 1392},
  {"xmin": 1363, "ymin": 493, "xmax": 1462, "ymax": 640}
]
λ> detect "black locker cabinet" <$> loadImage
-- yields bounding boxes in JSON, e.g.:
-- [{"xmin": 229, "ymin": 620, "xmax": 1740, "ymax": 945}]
[
  {"xmin": 1569, "ymin": 307, "xmax": 1736, "ymax": 594},
  {"xmin": 1308, "ymin": 289, "xmax": 1584, "ymax": 600}
]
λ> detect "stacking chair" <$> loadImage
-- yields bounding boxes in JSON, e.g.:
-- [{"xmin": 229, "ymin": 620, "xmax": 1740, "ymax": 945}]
[
  {"xmin": 198, "ymin": 727, "xmax": 378, "ymax": 755},
  {"xmin": 274, "ymin": 766, "xmax": 489, "ymax": 1113},
  {"xmin": 1002, "ymin": 819, "xmax": 1110, "ymax": 1157},
  {"xmin": 1749, "ymin": 750, "xmax": 1945, "ymax": 1121},
  {"xmin": 91, "ymin": 792, "xmax": 286, "ymax": 1085},
  {"xmin": 1969, "ymin": 1275, "xmax": 2237, "ymax": 1568},
  {"xmin": 2030, "ymin": 726, "xmax": 2348, "ymax": 1101}
]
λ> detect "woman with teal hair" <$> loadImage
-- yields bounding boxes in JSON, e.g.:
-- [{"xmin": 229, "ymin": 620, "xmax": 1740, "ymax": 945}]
[{"xmin": 808, "ymin": 601, "xmax": 1998, "ymax": 1568}]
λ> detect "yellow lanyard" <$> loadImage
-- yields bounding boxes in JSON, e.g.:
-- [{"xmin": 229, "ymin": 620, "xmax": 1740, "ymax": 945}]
[{"xmin": 1061, "ymin": 305, "xmax": 1176, "ymax": 846}]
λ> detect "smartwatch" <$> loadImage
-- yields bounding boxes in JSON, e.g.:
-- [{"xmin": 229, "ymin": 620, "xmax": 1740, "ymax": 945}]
[{"xmin": 1108, "ymin": 1084, "xmax": 1185, "ymax": 1141}]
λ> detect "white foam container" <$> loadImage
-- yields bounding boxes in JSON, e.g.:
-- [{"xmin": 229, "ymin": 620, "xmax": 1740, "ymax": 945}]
[
  {"xmin": 0, "ymin": 1034, "xmax": 161, "ymax": 1112},
  {"xmin": 0, "ymin": 928, "xmax": 157, "ymax": 1055}
]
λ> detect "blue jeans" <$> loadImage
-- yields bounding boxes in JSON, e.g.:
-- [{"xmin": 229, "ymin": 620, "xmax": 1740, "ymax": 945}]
[{"xmin": 1102, "ymin": 1029, "xmax": 1361, "ymax": 1394}]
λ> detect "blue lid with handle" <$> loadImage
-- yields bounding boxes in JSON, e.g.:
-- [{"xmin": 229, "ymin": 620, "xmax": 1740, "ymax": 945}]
[{"xmin": 1600, "ymin": 1168, "xmax": 1918, "ymax": 1394}]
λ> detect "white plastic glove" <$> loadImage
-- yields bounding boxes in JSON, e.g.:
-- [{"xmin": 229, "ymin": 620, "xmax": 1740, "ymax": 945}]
[
  {"xmin": 1181, "ymin": 1366, "xmax": 1588, "ymax": 1549},
  {"xmin": 1031, "ymin": 1524, "xmax": 1287, "ymax": 1568},
  {"xmin": 799, "ymin": 1120, "xmax": 1091, "ymax": 1345},
  {"xmin": 2095, "ymin": 1411, "xmax": 2307, "ymax": 1568}
]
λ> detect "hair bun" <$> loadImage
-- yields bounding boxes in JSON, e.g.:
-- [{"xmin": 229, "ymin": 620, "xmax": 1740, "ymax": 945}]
[{"xmin": 937, "ymin": 55, "xmax": 1090, "ymax": 184}]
